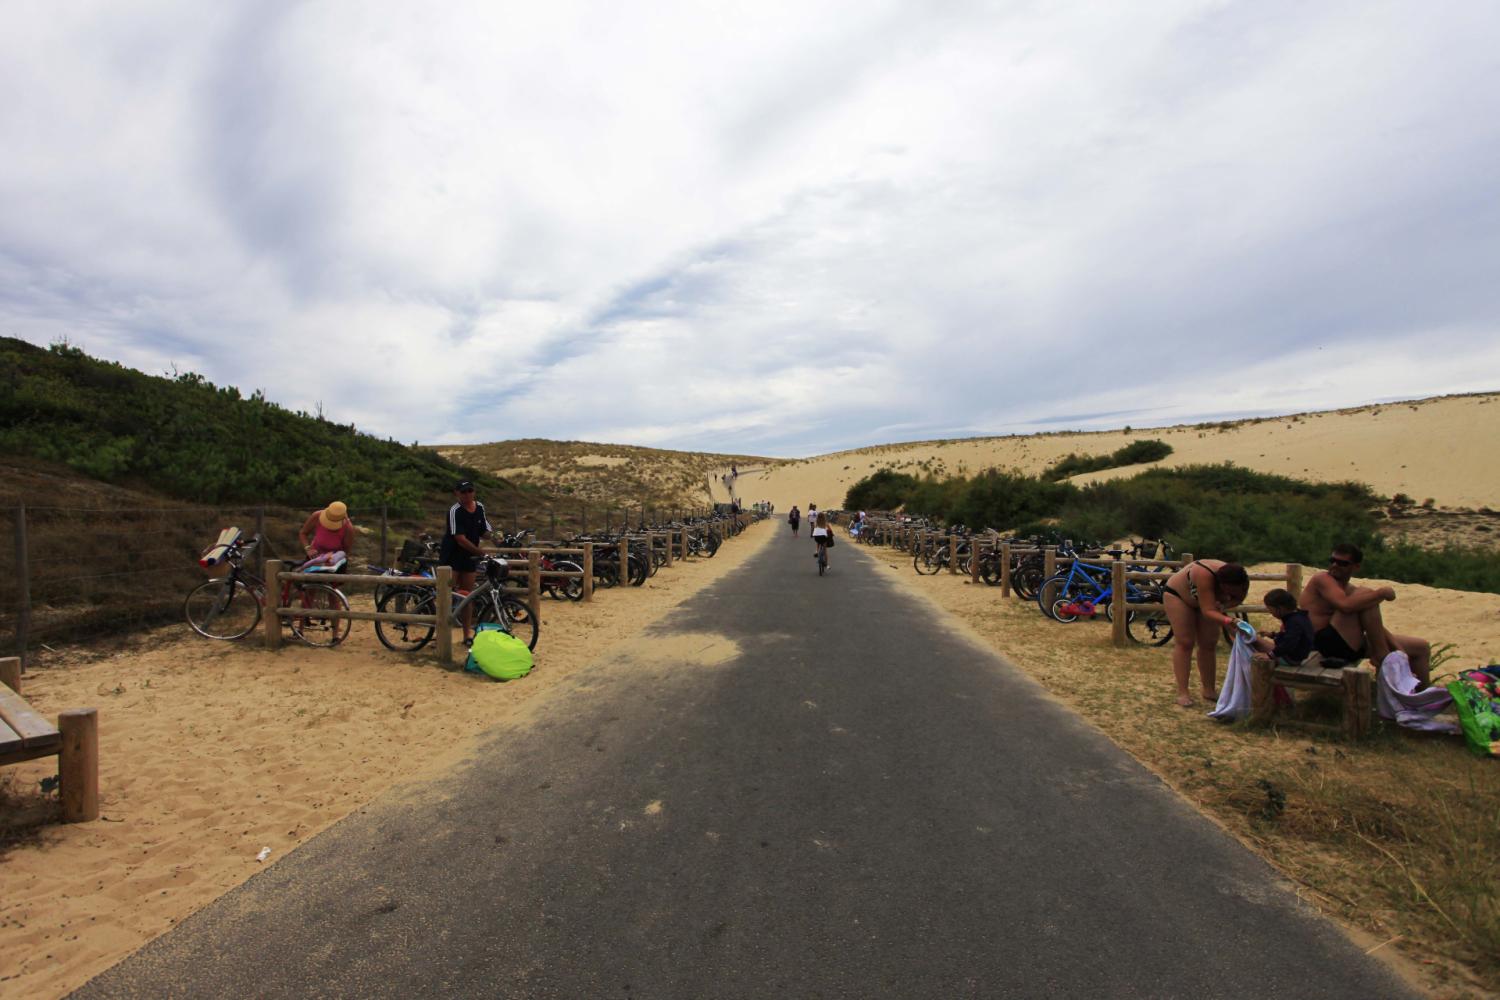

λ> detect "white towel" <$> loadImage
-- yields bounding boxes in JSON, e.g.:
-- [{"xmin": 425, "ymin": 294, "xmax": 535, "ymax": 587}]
[
  {"xmin": 1208, "ymin": 628, "xmax": 1257, "ymax": 722},
  {"xmin": 1377, "ymin": 650, "xmax": 1459, "ymax": 733}
]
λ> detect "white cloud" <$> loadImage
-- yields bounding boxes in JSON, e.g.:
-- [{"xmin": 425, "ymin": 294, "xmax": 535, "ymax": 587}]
[{"xmin": 2, "ymin": 0, "xmax": 1497, "ymax": 458}]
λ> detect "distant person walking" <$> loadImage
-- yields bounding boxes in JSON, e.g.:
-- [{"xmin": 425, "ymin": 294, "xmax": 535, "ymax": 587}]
[
  {"xmin": 788, "ymin": 506, "xmax": 801, "ymax": 537},
  {"xmin": 298, "ymin": 501, "xmax": 354, "ymax": 564}
]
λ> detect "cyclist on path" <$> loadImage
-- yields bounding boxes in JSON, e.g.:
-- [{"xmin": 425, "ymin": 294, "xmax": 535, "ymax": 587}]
[
  {"xmin": 811, "ymin": 511, "xmax": 833, "ymax": 571},
  {"xmin": 442, "ymin": 480, "xmax": 493, "ymax": 645}
]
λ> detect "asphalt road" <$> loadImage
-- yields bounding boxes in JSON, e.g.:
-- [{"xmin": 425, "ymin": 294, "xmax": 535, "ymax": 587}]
[{"xmin": 75, "ymin": 526, "xmax": 1413, "ymax": 998}]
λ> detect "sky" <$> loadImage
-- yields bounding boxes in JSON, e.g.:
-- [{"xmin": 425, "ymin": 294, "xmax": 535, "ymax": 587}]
[{"xmin": 3, "ymin": 0, "xmax": 1499, "ymax": 458}]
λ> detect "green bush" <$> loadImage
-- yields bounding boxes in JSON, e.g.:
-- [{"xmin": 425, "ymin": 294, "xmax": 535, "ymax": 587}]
[
  {"xmin": 1043, "ymin": 438, "xmax": 1173, "ymax": 480},
  {"xmin": 0, "ymin": 337, "xmax": 506, "ymax": 509}
]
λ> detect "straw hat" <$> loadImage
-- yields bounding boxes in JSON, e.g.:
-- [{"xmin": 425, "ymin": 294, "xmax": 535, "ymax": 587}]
[{"xmin": 318, "ymin": 501, "xmax": 349, "ymax": 531}]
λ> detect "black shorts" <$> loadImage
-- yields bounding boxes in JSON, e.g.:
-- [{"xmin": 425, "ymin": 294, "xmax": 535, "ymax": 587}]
[
  {"xmin": 1313, "ymin": 625, "xmax": 1364, "ymax": 662},
  {"xmin": 443, "ymin": 550, "xmax": 479, "ymax": 574}
]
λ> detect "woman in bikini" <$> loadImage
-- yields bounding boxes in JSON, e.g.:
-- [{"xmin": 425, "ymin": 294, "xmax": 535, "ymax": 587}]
[{"xmin": 1161, "ymin": 559, "xmax": 1250, "ymax": 707}]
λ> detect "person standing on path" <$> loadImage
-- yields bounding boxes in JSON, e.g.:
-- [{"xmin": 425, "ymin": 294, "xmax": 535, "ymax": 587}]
[
  {"xmin": 811, "ymin": 512, "xmax": 833, "ymax": 571},
  {"xmin": 788, "ymin": 505, "xmax": 801, "ymax": 537},
  {"xmin": 441, "ymin": 480, "xmax": 493, "ymax": 645}
]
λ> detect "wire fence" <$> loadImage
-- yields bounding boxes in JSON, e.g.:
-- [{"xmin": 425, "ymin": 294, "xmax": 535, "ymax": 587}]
[{"xmin": 1, "ymin": 499, "xmax": 721, "ymax": 659}]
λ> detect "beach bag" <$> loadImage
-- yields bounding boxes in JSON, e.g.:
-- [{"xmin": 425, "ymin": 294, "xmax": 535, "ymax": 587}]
[
  {"xmin": 824, "ymin": 533, "xmax": 834, "ymax": 548},
  {"xmin": 1446, "ymin": 671, "xmax": 1500, "ymax": 758},
  {"xmin": 465, "ymin": 624, "xmax": 534, "ymax": 681}
]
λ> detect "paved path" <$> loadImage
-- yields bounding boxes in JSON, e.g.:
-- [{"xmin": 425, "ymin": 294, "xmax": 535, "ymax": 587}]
[{"xmin": 77, "ymin": 528, "xmax": 1412, "ymax": 998}]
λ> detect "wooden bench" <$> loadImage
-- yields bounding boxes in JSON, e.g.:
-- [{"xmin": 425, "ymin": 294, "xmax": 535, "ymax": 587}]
[
  {"xmin": 1249, "ymin": 655, "xmax": 1374, "ymax": 740},
  {"xmin": 0, "ymin": 657, "xmax": 99, "ymax": 822}
]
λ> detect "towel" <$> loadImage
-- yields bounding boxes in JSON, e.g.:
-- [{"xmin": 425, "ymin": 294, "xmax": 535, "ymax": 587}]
[
  {"xmin": 1208, "ymin": 624, "xmax": 1258, "ymax": 722},
  {"xmin": 1377, "ymin": 650, "xmax": 1459, "ymax": 733}
]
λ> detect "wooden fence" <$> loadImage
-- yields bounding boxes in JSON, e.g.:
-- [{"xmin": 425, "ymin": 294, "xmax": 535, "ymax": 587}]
[
  {"xmin": 856, "ymin": 519, "xmax": 1303, "ymax": 648},
  {"xmin": 258, "ymin": 518, "xmax": 746, "ymax": 667}
]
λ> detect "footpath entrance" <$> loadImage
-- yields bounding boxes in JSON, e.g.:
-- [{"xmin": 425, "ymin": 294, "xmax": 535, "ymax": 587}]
[{"xmin": 77, "ymin": 528, "xmax": 1411, "ymax": 998}]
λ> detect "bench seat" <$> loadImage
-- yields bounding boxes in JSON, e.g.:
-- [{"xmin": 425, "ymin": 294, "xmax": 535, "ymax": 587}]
[{"xmin": 1249, "ymin": 657, "xmax": 1374, "ymax": 740}]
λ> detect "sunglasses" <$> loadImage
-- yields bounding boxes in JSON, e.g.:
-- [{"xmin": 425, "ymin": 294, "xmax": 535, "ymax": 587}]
[{"xmin": 1328, "ymin": 556, "xmax": 1355, "ymax": 567}]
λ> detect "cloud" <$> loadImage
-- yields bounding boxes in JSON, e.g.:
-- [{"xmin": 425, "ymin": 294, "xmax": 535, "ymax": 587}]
[{"xmin": 2, "ymin": 0, "xmax": 1497, "ymax": 459}]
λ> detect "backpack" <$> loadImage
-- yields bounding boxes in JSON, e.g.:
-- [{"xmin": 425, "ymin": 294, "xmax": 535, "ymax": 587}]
[
  {"xmin": 464, "ymin": 623, "xmax": 534, "ymax": 681},
  {"xmin": 1446, "ymin": 667, "xmax": 1500, "ymax": 758}
]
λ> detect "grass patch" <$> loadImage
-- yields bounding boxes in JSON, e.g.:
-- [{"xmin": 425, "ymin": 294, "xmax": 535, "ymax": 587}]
[{"xmin": 873, "ymin": 555, "xmax": 1500, "ymax": 992}]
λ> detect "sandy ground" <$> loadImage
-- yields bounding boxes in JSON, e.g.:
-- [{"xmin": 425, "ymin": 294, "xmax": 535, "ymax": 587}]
[
  {"xmin": 0, "ymin": 520, "xmax": 774, "ymax": 1000},
  {"xmin": 737, "ymin": 393, "xmax": 1500, "ymax": 512},
  {"xmin": 849, "ymin": 540, "xmax": 1500, "ymax": 997}
]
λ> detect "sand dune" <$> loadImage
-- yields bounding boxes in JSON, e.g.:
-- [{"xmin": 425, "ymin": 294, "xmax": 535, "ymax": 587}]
[{"xmin": 734, "ymin": 393, "xmax": 1500, "ymax": 512}]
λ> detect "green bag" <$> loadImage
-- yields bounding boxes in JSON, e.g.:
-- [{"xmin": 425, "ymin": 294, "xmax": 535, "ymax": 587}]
[
  {"xmin": 1445, "ymin": 677, "xmax": 1500, "ymax": 758},
  {"xmin": 465, "ymin": 624, "xmax": 534, "ymax": 681}
]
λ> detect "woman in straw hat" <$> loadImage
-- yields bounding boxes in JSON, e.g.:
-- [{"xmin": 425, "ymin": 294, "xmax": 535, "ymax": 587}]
[{"xmin": 298, "ymin": 501, "xmax": 356, "ymax": 562}]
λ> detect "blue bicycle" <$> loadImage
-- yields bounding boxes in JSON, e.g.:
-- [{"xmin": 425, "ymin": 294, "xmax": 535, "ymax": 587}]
[{"xmin": 1036, "ymin": 546, "xmax": 1156, "ymax": 624}]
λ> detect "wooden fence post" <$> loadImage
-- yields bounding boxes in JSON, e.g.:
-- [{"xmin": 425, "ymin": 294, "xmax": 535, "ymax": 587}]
[
  {"xmin": 255, "ymin": 506, "xmax": 267, "ymax": 578},
  {"xmin": 1111, "ymin": 560, "xmax": 1128, "ymax": 647},
  {"xmin": 379, "ymin": 504, "xmax": 389, "ymax": 568},
  {"xmin": 971, "ymin": 538, "xmax": 982, "ymax": 584},
  {"xmin": 0, "ymin": 656, "xmax": 20, "ymax": 692},
  {"xmin": 948, "ymin": 535, "xmax": 958, "ymax": 575},
  {"xmin": 434, "ymin": 566, "xmax": 453, "ymax": 667},
  {"xmin": 263, "ymin": 559, "xmax": 284, "ymax": 650},
  {"xmin": 14, "ymin": 505, "xmax": 30, "ymax": 668},
  {"xmin": 582, "ymin": 543, "xmax": 594, "ymax": 602},
  {"xmin": 527, "ymin": 549, "xmax": 542, "ymax": 622},
  {"xmin": 1043, "ymin": 546, "xmax": 1056, "ymax": 581},
  {"xmin": 679, "ymin": 528, "xmax": 689, "ymax": 560},
  {"xmin": 663, "ymin": 531, "xmax": 673, "ymax": 567},
  {"xmin": 1286, "ymin": 563, "xmax": 1303, "ymax": 598},
  {"xmin": 1000, "ymin": 542, "xmax": 1012, "ymax": 597},
  {"xmin": 59, "ymin": 707, "xmax": 99, "ymax": 823}
]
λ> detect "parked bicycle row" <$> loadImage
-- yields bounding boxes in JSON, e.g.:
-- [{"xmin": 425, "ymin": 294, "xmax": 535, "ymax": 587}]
[
  {"xmin": 849, "ymin": 514, "xmax": 1225, "ymax": 646},
  {"xmin": 185, "ymin": 489, "xmax": 751, "ymax": 667}
]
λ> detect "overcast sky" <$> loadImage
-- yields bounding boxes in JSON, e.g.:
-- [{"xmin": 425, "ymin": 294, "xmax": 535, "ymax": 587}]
[{"xmin": 3, "ymin": 1, "xmax": 1498, "ymax": 457}]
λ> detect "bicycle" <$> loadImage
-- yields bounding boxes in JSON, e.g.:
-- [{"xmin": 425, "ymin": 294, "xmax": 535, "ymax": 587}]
[
  {"xmin": 373, "ymin": 555, "xmax": 539, "ymax": 653},
  {"xmin": 184, "ymin": 534, "xmax": 351, "ymax": 646},
  {"xmin": 816, "ymin": 539, "xmax": 829, "ymax": 576}
]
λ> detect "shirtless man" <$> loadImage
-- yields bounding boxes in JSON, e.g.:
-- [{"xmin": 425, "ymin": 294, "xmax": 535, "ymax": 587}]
[{"xmin": 1300, "ymin": 542, "xmax": 1431, "ymax": 681}]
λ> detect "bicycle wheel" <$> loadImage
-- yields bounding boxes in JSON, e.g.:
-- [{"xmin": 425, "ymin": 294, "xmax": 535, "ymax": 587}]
[
  {"xmin": 978, "ymin": 555, "xmax": 1003, "ymax": 587},
  {"xmin": 818, "ymin": 550, "xmax": 826, "ymax": 576},
  {"xmin": 913, "ymin": 550, "xmax": 941, "ymax": 575},
  {"xmin": 499, "ymin": 594, "xmax": 540, "ymax": 651},
  {"xmin": 184, "ymin": 579, "xmax": 262, "ymax": 639},
  {"xmin": 1126, "ymin": 609, "xmax": 1175, "ymax": 646},
  {"xmin": 1012, "ymin": 563, "xmax": 1043, "ymax": 600},
  {"xmin": 555, "ymin": 561, "xmax": 584, "ymax": 601},
  {"xmin": 375, "ymin": 587, "xmax": 436, "ymax": 652},
  {"xmin": 1037, "ymin": 575, "xmax": 1074, "ymax": 621},
  {"xmin": 289, "ymin": 584, "xmax": 351, "ymax": 647}
]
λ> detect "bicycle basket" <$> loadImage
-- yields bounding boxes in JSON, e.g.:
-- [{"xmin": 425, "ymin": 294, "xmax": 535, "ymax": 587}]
[{"xmin": 485, "ymin": 557, "xmax": 511, "ymax": 584}]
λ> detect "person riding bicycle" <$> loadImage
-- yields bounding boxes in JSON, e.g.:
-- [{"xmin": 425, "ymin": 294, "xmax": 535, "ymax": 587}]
[
  {"xmin": 811, "ymin": 512, "xmax": 833, "ymax": 571},
  {"xmin": 298, "ymin": 501, "xmax": 354, "ymax": 567},
  {"xmin": 441, "ymin": 480, "xmax": 493, "ymax": 645}
]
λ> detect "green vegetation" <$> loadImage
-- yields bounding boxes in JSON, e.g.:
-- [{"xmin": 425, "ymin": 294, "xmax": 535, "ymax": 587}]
[
  {"xmin": 1043, "ymin": 438, "xmax": 1173, "ymax": 480},
  {"xmin": 844, "ymin": 462, "xmax": 1500, "ymax": 595},
  {"xmin": 0, "ymin": 337, "xmax": 519, "ymax": 511}
]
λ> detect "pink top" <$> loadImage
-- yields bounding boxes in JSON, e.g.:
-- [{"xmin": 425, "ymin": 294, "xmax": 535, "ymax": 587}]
[{"xmin": 312, "ymin": 521, "xmax": 352, "ymax": 555}]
